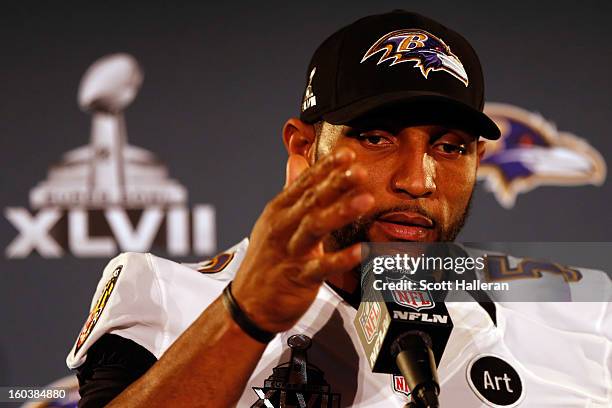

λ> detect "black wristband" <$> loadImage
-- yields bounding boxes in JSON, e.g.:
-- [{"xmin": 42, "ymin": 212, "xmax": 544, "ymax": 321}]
[{"xmin": 222, "ymin": 281, "xmax": 276, "ymax": 344}]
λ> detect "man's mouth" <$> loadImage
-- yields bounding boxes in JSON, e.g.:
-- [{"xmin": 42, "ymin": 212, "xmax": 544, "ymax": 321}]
[{"xmin": 373, "ymin": 212, "xmax": 435, "ymax": 241}]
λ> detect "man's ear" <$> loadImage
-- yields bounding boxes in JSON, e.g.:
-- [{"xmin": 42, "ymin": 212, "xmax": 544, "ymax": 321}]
[
  {"xmin": 282, "ymin": 118, "xmax": 316, "ymax": 187},
  {"xmin": 282, "ymin": 118, "xmax": 316, "ymax": 160},
  {"xmin": 476, "ymin": 140, "xmax": 486, "ymax": 165}
]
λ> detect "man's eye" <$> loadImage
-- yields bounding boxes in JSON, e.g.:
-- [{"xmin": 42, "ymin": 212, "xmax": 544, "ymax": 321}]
[
  {"xmin": 434, "ymin": 142, "xmax": 467, "ymax": 156},
  {"xmin": 358, "ymin": 134, "xmax": 392, "ymax": 145}
]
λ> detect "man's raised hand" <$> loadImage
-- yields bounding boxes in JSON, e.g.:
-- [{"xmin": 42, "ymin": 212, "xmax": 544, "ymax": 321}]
[{"xmin": 231, "ymin": 147, "xmax": 373, "ymax": 333}]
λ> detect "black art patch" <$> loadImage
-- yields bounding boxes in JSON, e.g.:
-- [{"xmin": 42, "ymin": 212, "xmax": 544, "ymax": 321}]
[
  {"xmin": 251, "ymin": 334, "xmax": 340, "ymax": 408},
  {"xmin": 467, "ymin": 355, "xmax": 524, "ymax": 407}
]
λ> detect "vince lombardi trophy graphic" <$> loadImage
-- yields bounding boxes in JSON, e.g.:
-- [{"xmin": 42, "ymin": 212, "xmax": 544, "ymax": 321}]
[
  {"xmin": 8, "ymin": 53, "xmax": 215, "ymax": 259},
  {"xmin": 78, "ymin": 53, "xmax": 140, "ymax": 205},
  {"xmin": 30, "ymin": 53, "xmax": 186, "ymax": 208}
]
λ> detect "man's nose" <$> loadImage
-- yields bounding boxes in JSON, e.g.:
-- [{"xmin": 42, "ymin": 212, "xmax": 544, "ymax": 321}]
[{"xmin": 390, "ymin": 149, "xmax": 437, "ymax": 199}]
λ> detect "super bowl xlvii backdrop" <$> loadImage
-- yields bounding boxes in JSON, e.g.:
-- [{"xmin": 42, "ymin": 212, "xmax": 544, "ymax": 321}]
[{"xmin": 1, "ymin": 0, "xmax": 610, "ymax": 405}]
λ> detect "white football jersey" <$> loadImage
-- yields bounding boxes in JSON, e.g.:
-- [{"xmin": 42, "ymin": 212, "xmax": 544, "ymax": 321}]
[{"xmin": 67, "ymin": 239, "xmax": 611, "ymax": 407}]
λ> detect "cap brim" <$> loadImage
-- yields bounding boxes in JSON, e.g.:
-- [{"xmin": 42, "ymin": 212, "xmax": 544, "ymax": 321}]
[{"xmin": 321, "ymin": 91, "xmax": 501, "ymax": 140}]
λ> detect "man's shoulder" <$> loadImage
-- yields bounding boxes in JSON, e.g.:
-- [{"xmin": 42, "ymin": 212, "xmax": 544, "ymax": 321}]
[
  {"xmin": 66, "ymin": 238, "xmax": 250, "ymax": 370},
  {"xmin": 105, "ymin": 237, "xmax": 249, "ymax": 287},
  {"xmin": 461, "ymin": 245, "xmax": 611, "ymax": 336}
]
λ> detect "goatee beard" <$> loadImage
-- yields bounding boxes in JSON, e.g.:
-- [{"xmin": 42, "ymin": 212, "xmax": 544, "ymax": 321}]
[{"xmin": 329, "ymin": 196, "xmax": 473, "ymax": 250}]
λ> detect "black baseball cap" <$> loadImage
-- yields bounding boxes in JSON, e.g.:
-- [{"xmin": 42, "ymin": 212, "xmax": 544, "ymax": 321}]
[{"xmin": 299, "ymin": 10, "xmax": 500, "ymax": 139}]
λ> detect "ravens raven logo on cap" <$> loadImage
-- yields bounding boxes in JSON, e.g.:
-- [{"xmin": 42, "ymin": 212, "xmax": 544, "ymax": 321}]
[{"xmin": 361, "ymin": 29, "xmax": 469, "ymax": 87}]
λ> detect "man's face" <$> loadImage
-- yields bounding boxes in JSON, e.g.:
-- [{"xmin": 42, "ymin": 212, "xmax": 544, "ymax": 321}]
[{"xmin": 314, "ymin": 118, "xmax": 484, "ymax": 248}]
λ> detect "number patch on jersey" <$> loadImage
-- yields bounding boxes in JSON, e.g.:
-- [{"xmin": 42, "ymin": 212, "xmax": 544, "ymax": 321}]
[
  {"xmin": 197, "ymin": 252, "xmax": 234, "ymax": 274},
  {"xmin": 74, "ymin": 265, "xmax": 122, "ymax": 355},
  {"xmin": 484, "ymin": 256, "xmax": 582, "ymax": 282}
]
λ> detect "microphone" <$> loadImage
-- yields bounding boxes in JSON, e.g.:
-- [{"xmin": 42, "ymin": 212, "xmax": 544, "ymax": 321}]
[
  {"xmin": 354, "ymin": 251, "xmax": 454, "ymax": 408},
  {"xmin": 392, "ymin": 331, "xmax": 441, "ymax": 408}
]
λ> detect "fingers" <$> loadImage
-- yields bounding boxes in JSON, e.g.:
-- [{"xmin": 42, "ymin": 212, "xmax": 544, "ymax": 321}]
[
  {"xmin": 278, "ymin": 163, "xmax": 368, "ymax": 231},
  {"xmin": 274, "ymin": 148, "xmax": 355, "ymax": 208},
  {"xmin": 308, "ymin": 165, "xmax": 367, "ymax": 209},
  {"xmin": 301, "ymin": 243, "xmax": 363, "ymax": 284},
  {"xmin": 287, "ymin": 191, "xmax": 374, "ymax": 256}
]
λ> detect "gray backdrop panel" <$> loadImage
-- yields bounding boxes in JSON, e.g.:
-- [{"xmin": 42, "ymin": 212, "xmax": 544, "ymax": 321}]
[{"xmin": 1, "ymin": 0, "xmax": 610, "ymax": 387}]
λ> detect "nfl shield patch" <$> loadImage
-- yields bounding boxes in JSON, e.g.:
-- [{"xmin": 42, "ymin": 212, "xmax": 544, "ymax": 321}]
[
  {"xmin": 358, "ymin": 302, "xmax": 382, "ymax": 344},
  {"xmin": 392, "ymin": 374, "xmax": 411, "ymax": 398},
  {"xmin": 387, "ymin": 277, "xmax": 435, "ymax": 311}
]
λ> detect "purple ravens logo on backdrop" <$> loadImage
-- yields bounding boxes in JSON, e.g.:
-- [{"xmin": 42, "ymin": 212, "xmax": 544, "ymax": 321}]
[
  {"xmin": 361, "ymin": 29, "xmax": 468, "ymax": 86},
  {"xmin": 478, "ymin": 103, "xmax": 606, "ymax": 208}
]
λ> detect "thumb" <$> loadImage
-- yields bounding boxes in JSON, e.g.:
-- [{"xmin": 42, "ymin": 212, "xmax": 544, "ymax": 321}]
[{"xmin": 284, "ymin": 154, "xmax": 310, "ymax": 188}]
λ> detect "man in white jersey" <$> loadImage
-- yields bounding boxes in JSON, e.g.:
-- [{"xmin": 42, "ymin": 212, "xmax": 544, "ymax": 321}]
[{"xmin": 67, "ymin": 10, "xmax": 611, "ymax": 408}]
